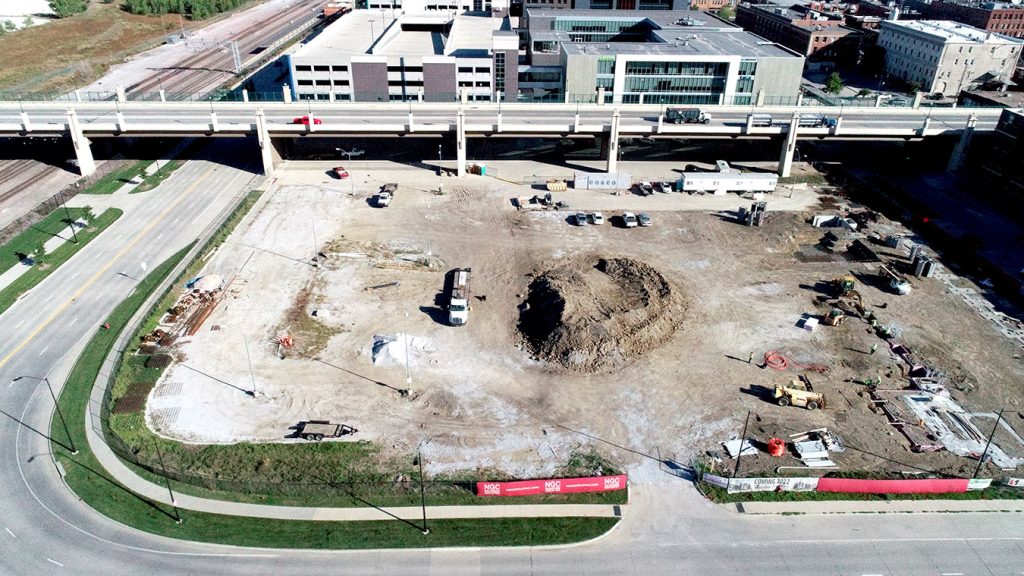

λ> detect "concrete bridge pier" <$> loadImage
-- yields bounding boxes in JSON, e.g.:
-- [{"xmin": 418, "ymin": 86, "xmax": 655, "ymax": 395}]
[
  {"xmin": 777, "ymin": 113, "xmax": 800, "ymax": 177},
  {"xmin": 456, "ymin": 108, "xmax": 467, "ymax": 177},
  {"xmin": 605, "ymin": 108, "xmax": 621, "ymax": 173},
  {"xmin": 66, "ymin": 109, "xmax": 96, "ymax": 177},
  {"xmin": 947, "ymin": 114, "xmax": 977, "ymax": 172},
  {"xmin": 255, "ymin": 109, "xmax": 279, "ymax": 176}
]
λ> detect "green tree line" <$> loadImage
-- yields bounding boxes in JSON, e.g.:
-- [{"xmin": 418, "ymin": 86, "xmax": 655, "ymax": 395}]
[{"xmin": 122, "ymin": 0, "xmax": 250, "ymax": 19}]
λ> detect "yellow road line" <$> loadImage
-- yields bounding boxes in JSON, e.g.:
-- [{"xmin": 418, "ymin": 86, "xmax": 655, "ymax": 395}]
[{"xmin": 0, "ymin": 164, "xmax": 217, "ymax": 371}]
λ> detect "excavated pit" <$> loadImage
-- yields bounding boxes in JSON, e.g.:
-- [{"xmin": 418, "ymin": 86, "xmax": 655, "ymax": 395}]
[{"xmin": 518, "ymin": 256, "xmax": 686, "ymax": 373}]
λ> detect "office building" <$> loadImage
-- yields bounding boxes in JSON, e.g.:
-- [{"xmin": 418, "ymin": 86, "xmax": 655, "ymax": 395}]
[
  {"xmin": 877, "ymin": 19, "xmax": 1023, "ymax": 96},
  {"xmin": 289, "ymin": 7, "xmax": 804, "ymax": 104},
  {"xmin": 522, "ymin": 8, "xmax": 804, "ymax": 104}
]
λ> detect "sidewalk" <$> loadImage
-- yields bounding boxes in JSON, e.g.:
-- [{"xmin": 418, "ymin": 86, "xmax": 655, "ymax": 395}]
[
  {"xmin": 0, "ymin": 220, "xmax": 85, "ymax": 292},
  {"xmin": 728, "ymin": 499, "xmax": 1024, "ymax": 515}
]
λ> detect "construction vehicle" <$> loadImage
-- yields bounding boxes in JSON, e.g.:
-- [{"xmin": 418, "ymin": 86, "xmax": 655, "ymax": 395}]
[
  {"xmin": 823, "ymin": 308, "xmax": 846, "ymax": 326},
  {"xmin": 878, "ymin": 264, "xmax": 911, "ymax": 295},
  {"xmin": 774, "ymin": 377, "xmax": 827, "ymax": 410},
  {"xmin": 831, "ymin": 275, "xmax": 856, "ymax": 296},
  {"xmin": 448, "ymin": 268, "xmax": 471, "ymax": 326},
  {"xmin": 298, "ymin": 421, "xmax": 358, "ymax": 441}
]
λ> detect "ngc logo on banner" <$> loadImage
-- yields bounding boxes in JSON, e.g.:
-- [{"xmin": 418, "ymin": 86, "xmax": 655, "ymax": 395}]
[
  {"xmin": 544, "ymin": 480, "xmax": 562, "ymax": 493},
  {"xmin": 603, "ymin": 477, "xmax": 621, "ymax": 490},
  {"xmin": 482, "ymin": 483, "xmax": 502, "ymax": 496}
]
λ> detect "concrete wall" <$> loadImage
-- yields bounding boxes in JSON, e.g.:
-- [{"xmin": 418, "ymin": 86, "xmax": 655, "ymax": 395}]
[
  {"xmin": 751, "ymin": 56, "xmax": 805, "ymax": 100},
  {"xmin": 562, "ymin": 53, "xmax": 599, "ymax": 99},
  {"xmin": 351, "ymin": 60, "xmax": 389, "ymax": 102},
  {"xmin": 424, "ymin": 61, "xmax": 458, "ymax": 102}
]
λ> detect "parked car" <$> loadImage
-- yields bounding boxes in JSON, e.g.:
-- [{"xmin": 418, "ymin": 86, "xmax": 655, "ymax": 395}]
[
  {"xmin": 292, "ymin": 115, "xmax": 322, "ymax": 125},
  {"xmin": 637, "ymin": 182, "xmax": 654, "ymax": 196},
  {"xmin": 588, "ymin": 211, "xmax": 605, "ymax": 225},
  {"xmin": 332, "ymin": 167, "xmax": 349, "ymax": 179},
  {"xmin": 638, "ymin": 213, "xmax": 652, "ymax": 227},
  {"xmin": 572, "ymin": 213, "xmax": 588, "ymax": 226},
  {"xmin": 886, "ymin": 97, "xmax": 909, "ymax": 107},
  {"xmin": 656, "ymin": 181, "xmax": 674, "ymax": 193},
  {"xmin": 622, "ymin": 212, "xmax": 638, "ymax": 228}
]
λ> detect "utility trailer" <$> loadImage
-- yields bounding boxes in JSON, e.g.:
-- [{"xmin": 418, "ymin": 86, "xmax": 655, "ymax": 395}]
[{"xmin": 298, "ymin": 421, "xmax": 358, "ymax": 441}]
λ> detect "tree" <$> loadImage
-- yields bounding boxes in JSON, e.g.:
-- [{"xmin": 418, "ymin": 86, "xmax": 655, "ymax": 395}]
[
  {"xmin": 3, "ymin": 20, "xmax": 16, "ymax": 31},
  {"xmin": 907, "ymin": 81, "xmax": 922, "ymax": 94},
  {"xmin": 857, "ymin": 88, "xmax": 873, "ymax": 98},
  {"xmin": 717, "ymin": 4, "xmax": 735, "ymax": 20},
  {"xmin": 23, "ymin": 15, "xmax": 35, "ymax": 26},
  {"xmin": 48, "ymin": 0, "xmax": 88, "ymax": 18},
  {"xmin": 824, "ymin": 72, "xmax": 844, "ymax": 95}
]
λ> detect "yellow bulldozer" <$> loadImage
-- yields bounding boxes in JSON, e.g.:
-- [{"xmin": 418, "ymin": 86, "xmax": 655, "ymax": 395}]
[{"xmin": 773, "ymin": 377, "xmax": 826, "ymax": 410}]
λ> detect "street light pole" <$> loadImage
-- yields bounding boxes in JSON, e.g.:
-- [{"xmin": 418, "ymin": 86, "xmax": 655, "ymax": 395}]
[
  {"xmin": 13, "ymin": 375, "xmax": 77, "ymax": 454},
  {"xmin": 57, "ymin": 189, "xmax": 78, "ymax": 244},
  {"xmin": 437, "ymin": 144, "xmax": 443, "ymax": 177}
]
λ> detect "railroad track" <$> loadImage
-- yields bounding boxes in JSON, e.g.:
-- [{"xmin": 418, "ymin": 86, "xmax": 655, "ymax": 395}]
[
  {"xmin": 3, "ymin": 2, "xmax": 326, "ymax": 211},
  {"xmin": 127, "ymin": 0, "xmax": 325, "ymax": 96}
]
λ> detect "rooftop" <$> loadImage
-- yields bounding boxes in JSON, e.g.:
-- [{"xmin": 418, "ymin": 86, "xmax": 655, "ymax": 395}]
[
  {"xmin": 293, "ymin": 11, "xmax": 500, "ymax": 61},
  {"xmin": 881, "ymin": 19, "xmax": 1024, "ymax": 44},
  {"xmin": 524, "ymin": 8, "xmax": 737, "ymax": 30},
  {"xmin": 560, "ymin": 29, "xmax": 799, "ymax": 58}
]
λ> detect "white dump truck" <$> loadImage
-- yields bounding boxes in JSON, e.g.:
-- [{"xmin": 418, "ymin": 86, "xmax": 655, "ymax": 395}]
[{"xmin": 448, "ymin": 268, "xmax": 471, "ymax": 326}]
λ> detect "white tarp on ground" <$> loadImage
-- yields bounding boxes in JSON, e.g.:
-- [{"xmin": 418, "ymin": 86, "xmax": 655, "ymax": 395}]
[
  {"xmin": 726, "ymin": 476, "xmax": 820, "ymax": 494},
  {"xmin": 901, "ymin": 393, "xmax": 1024, "ymax": 470},
  {"xmin": 370, "ymin": 333, "xmax": 437, "ymax": 367}
]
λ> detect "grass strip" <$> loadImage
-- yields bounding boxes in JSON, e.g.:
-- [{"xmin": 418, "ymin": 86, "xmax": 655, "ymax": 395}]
[
  {"xmin": 81, "ymin": 162, "xmax": 150, "ymax": 195},
  {"xmin": 0, "ymin": 208, "xmax": 122, "ymax": 315},
  {"xmin": 132, "ymin": 160, "xmax": 183, "ymax": 194},
  {"xmin": 0, "ymin": 207, "xmax": 89, "ymax": 275},
  {"xmin": 52, "ymin": 249, "xmax": 618, "ymax": 548}
]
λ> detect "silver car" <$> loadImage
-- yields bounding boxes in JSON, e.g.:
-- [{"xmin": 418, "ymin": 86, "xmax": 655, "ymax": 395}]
[{"xmin": 638, "ymin": 213, "xmax": 652, "ymax": 227}]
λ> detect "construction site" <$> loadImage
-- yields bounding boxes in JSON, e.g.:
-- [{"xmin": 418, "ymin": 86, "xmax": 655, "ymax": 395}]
[{"xmin": 138, "ymin": 159, "xmax": 1024, "ymax": 482}]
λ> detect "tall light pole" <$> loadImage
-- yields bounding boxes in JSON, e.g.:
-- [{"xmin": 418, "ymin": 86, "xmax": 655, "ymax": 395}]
[
  {"xmin": 57, "ymin": 188, "xmax": 78, "ymax": 244},
  {"xmin": 336, "ymin": 147, "xmax": 356, "ymax": 195},
  {"xmin": 13, "ymin": 375, "xmax": 77, "ymax": 454},
  {"xmin": 437, "ymin": 144, "xmax": 443, "ymax": 176}
]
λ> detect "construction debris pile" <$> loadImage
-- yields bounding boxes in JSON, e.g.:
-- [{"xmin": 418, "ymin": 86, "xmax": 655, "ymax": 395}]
[
  {"xmin": 140, "ymin": 275, "xmax": 225, "ymax": 352},
  {"xmin": 518, "ymin": 256, "xmax": 686, "ymax": 373}
]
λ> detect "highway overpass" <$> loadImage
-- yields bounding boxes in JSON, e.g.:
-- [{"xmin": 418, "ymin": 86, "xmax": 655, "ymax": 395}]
[{"xmin": 0, "ymin": 100, "xmax": 1001, "ymax": 177}]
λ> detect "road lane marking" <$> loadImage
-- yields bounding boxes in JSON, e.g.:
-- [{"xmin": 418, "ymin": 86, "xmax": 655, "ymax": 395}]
[
  {"xmin": 37, "ymin": 346, "xmax": 48, "ymax": 356},
  {"xmin": 46, "ymin": 558, "xmax": 63, "ymax": 567},
  {"xmin": 70, "ymin": 271, "xmax": 80, "ymax": 280},
  {"xmin": 0, "ymin": 164, "xmax": 218, "ymax": 371},
  {"xmin": 69, "ymin": 317, "xmax": 78, "ymax": 327},
  {"xmin": 4, "ymin": 527, "xmax": 14, "ymax": 538},
  {"xmin": 15, "ymin": 318, "xmax": 25, "ymax": 328},
  {"xmin": 942, "ymin": 572, "xmax": 964, "ymax": 575}
]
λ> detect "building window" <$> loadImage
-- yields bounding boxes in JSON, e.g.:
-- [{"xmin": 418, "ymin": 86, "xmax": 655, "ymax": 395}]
[{"xmin": 494, "ymin": 51, "xmax": 506, "ymax": 94}]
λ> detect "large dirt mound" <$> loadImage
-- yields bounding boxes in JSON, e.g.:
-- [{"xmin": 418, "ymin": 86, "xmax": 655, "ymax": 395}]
[{"xmin": 518, "ymin": 256, "xmax": 686, "ymax": 373}]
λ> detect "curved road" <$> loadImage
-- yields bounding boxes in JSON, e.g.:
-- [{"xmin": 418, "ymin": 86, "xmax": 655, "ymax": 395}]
[{"xmin": 1, "ymin": 152, "xmax": 1023, "ymax": 575}]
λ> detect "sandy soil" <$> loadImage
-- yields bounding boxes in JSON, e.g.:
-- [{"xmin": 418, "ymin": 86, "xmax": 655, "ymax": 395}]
[{"xmin": 145, "ymin": 160, "xmax": 1024, "ymax": 478}]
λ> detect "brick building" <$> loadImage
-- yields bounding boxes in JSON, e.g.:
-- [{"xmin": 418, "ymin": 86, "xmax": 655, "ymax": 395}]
[
  {"xmin": 924, "ymin": 1, "xmax": 1024, "ymax": 38},
  {"xmin": 735, "ymin": 3, "xmax": 863, "ymax": 65}
]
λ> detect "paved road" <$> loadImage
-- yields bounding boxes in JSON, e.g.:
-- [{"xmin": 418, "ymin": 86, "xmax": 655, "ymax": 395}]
[
  {"xmin": 1, "ymin": 152, "xmax": 1023, "ymax": 575},
  {"xmin": 0, "ymin": 103, "xmax": 1001, "ymax": 137}
]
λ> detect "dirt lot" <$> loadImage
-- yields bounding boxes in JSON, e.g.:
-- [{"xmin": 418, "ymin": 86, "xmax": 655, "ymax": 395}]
[{"xmin": 145, "ymin": 160, "xmax": 1024, "ymax": 480}]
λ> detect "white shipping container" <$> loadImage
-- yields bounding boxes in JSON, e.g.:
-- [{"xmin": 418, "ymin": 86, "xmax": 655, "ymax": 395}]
[
  {"xmin": 574, "ymin": 172, "xmax": 632, "ymax": 190},
  {"xmin": 678, "ymin": 172, "xmax": 777, "ymax": 193}
]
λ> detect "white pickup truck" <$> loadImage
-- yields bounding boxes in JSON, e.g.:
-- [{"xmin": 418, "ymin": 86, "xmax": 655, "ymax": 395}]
[
  {"xmin": 376, "ymin": 183, "xmax": 397, "ymax": 207},
  {"xmin": 448, "ymin": 268, "xmax": 471, "ymax": 326}
]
